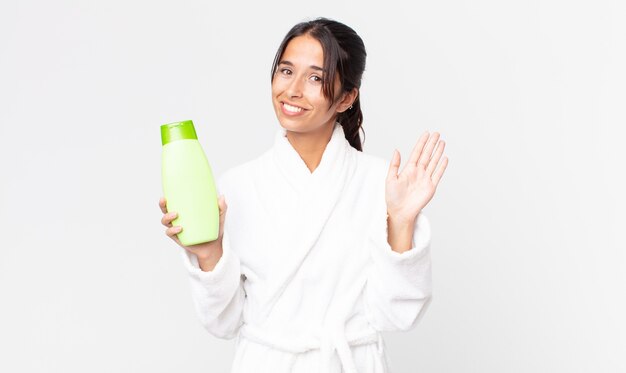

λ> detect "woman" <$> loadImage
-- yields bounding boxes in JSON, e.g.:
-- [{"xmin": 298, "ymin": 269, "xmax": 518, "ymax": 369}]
[{"xmin": 159, "ymin": 17, "xmax": 448, "ymax": 373}]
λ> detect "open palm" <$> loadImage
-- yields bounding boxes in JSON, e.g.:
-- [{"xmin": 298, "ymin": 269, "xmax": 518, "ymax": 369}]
[{"xmin": 386, "ymin": 131, "xmax": 449, "ymax": 221}]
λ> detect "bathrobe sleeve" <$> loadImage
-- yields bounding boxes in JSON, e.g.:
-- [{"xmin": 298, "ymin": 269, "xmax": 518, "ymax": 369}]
[
  {"xmin": 363, "ymin": 209, "xmax": 433, "ymax": 332},
  {"xmin": 178, "ymin": 175, "xmax": 246, "ymax": 340},
  {"xmin": 179, "ymin": 235, "xmax": 245, "ymax": 339}
]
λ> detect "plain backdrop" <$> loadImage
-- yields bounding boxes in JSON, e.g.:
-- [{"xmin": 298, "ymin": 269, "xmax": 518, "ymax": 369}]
[{"xmin": 1, "ymin": 0, "xmax": 625, "ymax": 372}]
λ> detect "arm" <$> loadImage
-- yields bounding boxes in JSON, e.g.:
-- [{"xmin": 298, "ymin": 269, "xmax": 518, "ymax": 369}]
[
  {"xmin": 364, "ymin": 131, "xmax": 446, "ymax": 331},
  {"xmin": 363, "ymin": 210, "xmax": 433, "ymax": 332},
  {"xmin": 180, "ymin": 231, "xmax": 246, "ymax": 339},
  {"xmin": 179, "ymin": 174, "xmax": 245, "ymax": 339}
]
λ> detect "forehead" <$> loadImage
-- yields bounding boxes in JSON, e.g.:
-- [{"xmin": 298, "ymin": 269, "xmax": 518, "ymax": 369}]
[{"xmin": 280, "ymin": 34, "xmax": 324, "ymax": 66}]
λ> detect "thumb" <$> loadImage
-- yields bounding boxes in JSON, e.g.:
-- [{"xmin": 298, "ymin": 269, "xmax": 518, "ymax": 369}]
[
  {"xmin": 387, "ymin": 149, "xmax": 400, "ymax": 180},
  {"xmin": 218, "ymin": 194, "xmax": 227, "ymax": 215}
]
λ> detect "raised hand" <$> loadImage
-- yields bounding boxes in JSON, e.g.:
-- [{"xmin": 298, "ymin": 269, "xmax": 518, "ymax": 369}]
[{"xmin": 385, "ymin": 131, "xmax": 448, "ymax": 222}]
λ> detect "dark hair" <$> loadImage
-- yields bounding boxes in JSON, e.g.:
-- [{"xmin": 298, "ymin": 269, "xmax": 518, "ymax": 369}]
[{"xmin": 270, "ymin": 17, "xmax": 367, "ymax": 151}]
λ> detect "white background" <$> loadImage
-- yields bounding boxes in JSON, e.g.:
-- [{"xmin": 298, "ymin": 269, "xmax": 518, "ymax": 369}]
[{"xmin": 1, "ymin": 0, "xmax": 625, "ymax": 372}]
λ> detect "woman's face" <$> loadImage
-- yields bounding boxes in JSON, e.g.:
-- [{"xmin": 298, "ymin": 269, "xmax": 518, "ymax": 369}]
[{"xmin": 271, "ymin": 34, "xmax": 350, "ymax": 135}]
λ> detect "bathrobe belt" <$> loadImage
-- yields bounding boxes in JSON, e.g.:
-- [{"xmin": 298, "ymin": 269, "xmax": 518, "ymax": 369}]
[{"xmin": 240, "ymin": 323, "xmax": 382, "ymax": 373}]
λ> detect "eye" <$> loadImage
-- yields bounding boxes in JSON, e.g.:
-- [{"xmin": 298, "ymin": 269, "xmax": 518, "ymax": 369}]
[
  {"xmin": 279, "ymin": 68, "xmax": 292, "ymax": 75},
  {"xmin": 310, "ymin": 75, "xmax": 323, "ymax": 83}
]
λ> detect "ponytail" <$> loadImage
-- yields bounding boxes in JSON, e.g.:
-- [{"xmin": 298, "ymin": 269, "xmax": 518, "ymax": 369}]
[{"xmin": 337, "ymin": 95, "xmax": 364, "ymax": 151}]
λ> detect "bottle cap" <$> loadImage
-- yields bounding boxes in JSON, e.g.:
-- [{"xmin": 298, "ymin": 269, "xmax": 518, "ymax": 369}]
[{"xmin": 161, "ymin": 120, "xmax": 198, "ymax": 145}]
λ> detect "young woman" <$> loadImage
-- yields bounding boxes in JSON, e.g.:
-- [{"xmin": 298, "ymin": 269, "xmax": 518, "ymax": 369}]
[{"xmin": 159, "ymin": 17, "xmax": 448, "ymax": 373}]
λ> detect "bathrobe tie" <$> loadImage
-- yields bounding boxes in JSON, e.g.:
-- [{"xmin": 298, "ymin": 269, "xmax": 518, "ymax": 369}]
[{"xmin": 240, "ymin": 323, "xmax": 383, "ymax": 373}]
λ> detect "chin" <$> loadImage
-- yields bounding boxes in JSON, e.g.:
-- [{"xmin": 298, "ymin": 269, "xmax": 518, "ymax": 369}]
[
  {"xmin": 277, "ymin": 120, "xmax": 307, "ymax": 133},
  {"xmin": 275, "ymin": 114, "xmax": 307, "ymax": 133}
]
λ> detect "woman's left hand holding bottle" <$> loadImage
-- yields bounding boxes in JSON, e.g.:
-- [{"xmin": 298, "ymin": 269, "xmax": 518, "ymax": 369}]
[{"xmin": 159, "ymin": 195, "xmax": 228, "ymax": 272}]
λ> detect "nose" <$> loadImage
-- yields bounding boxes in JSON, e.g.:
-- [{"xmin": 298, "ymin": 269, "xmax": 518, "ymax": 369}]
[{"xmin": 286, "ymin": 75, "xmax": 304, "ymax": 98}]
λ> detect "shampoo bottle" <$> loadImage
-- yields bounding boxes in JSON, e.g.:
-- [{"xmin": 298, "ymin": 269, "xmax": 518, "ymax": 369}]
[{"xmin": 161, "ymin": 120, "xmax": 219, "ymax": 246}]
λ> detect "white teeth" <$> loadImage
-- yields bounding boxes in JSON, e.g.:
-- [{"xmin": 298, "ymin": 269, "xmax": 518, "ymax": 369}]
[{"xmin": 283, "ymin": 103, "xmax": 303, "ymax": 113}]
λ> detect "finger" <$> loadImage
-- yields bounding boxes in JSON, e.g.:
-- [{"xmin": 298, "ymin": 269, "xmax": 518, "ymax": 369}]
[
  {"xmin": 218, "ymin": 195, "xmax": 227, "ymax": 236},
  {"xmin": 218, "ymin": 195, "xmax": 228, "ymax": 215},
  {"xmin": 417, "ymin": 132, "xmax": 440, "ymax": 170},
  {"xmin": 425, "ymin": 140, "xmax": 445, "ymax": 177},
  {"xmin": 166, "ymin": 225, "xmax": 182, "ymax": 238},
  {"xmin": 386, "ymin": 149, "xmax": 400, "ymax": 180},
  {"xmin": 406, "ymin": 131, "xmax": 430, "ymax": 167},
  {"xmin": 159, "ymin": 197, "xmax": 168, "ymax": 214},
  {"xmin": 432, "ymin": 156, "xmax": 449, "ymax": 186},
  {"xmin": 161, "ymin": 211, "xmax": 177, "ymax": 227}
]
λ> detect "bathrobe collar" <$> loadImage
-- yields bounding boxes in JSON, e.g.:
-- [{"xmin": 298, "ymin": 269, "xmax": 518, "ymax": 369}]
[{"xmin": 273, "ymin": 121, "xmax": 350, "ymax": 193}]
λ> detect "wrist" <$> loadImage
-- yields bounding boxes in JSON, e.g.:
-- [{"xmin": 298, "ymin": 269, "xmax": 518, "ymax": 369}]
[
  {"xmin": 195, "ymin": 243, "xmax": 223, "ymax": 272},
  {"xmin": 387, "ymin": 211, "xmax": 418, "ymax": 226},
  {"xmin": 386, "ymin": 214, "xmax": 417, "ymax": 253}
]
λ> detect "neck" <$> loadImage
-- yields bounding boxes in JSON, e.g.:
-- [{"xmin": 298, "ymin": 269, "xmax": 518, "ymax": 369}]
[{"xmin": 285, "ymin": 123, "xmax": 335, "ymax": 173}]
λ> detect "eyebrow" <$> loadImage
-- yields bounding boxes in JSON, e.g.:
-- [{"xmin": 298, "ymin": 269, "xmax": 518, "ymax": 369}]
[{"xmin": 278, "ymin": 60, "xmax": 325, "ymax": 72}]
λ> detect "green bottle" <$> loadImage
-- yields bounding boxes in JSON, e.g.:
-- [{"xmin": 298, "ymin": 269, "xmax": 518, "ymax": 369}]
[{"xmin": 161, "ymin": 120, "xmax": 219, "ymax": 246}]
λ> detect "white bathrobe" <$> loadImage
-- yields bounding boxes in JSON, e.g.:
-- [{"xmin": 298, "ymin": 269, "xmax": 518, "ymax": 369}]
[{"xmin": 179, "ymin": 122, "xmax": 433, "ymax": 373}]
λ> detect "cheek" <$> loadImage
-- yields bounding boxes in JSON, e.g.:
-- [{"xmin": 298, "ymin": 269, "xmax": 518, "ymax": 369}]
[
  {"xmin": 272, "ymin": 78, "xmax": 288, "ymax": 96},
  {"xmin": 305, "ymin": 86, "xmax": 329, "ymax": 108}
]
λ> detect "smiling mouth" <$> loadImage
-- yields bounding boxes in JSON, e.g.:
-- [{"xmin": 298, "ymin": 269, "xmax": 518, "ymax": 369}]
[{"xmin": 282, "ymin": 102, "xmax": 305, "ymax": 113}]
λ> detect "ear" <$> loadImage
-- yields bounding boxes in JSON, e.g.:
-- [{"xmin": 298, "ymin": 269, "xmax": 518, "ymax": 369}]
[{"xmin": 336, "ymin": 88, "xmax": 359, "ymax": 113}]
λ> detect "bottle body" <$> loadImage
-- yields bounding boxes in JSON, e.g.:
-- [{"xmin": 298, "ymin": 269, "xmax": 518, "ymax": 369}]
[{"xmin": 161, "ymin": 138, "xmax": 219, "ymax": 246}]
